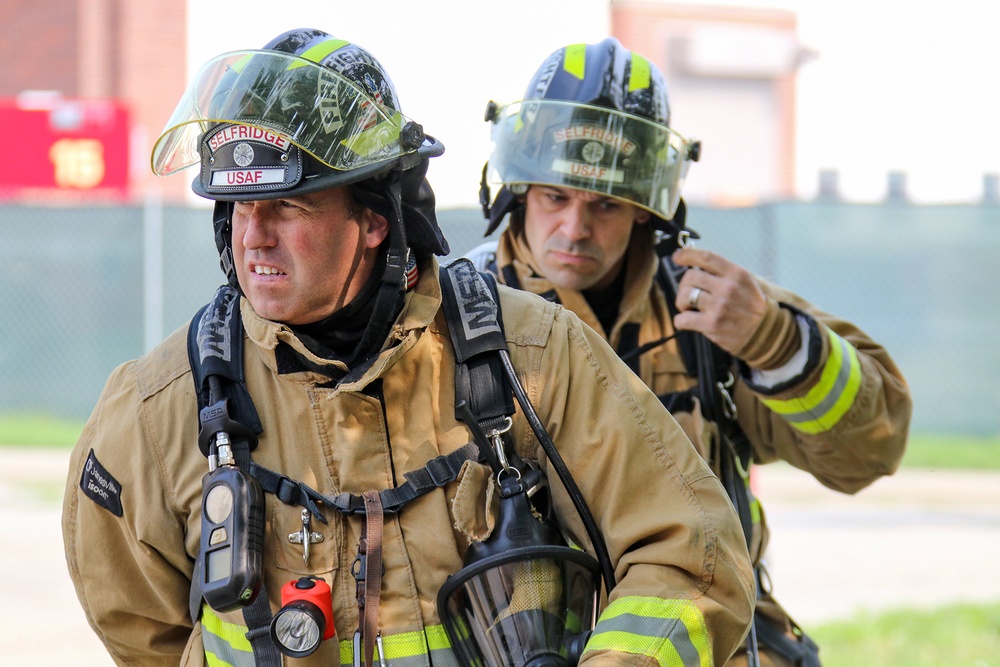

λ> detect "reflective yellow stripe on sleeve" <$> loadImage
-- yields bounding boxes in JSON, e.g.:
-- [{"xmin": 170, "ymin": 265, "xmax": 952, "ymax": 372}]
[
  {"xmin": 202, "ymin": 606, "xmax": 254, "ymax": 667},
  {"xmin": 761, "ymin": 328, "xmax": 862, "ymax": 434},
  {"xmin": 583, "ymin": 596, "xmax": 712, "ymax": 667}
]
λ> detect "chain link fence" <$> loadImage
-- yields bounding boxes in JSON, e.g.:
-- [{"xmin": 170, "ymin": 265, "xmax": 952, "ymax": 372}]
[{"xmin": 2, "ymin": 200, "xmax": 997, "ymax": 434}]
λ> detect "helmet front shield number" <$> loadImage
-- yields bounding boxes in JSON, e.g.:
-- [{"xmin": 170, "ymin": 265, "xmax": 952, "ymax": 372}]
[
  {"xmin": 487, "ymin": 100, "xmax": 695, "ymax": 221},
  {"xmin": 151, "ymin": 50, "xmax": 412, "ymax": 177}
]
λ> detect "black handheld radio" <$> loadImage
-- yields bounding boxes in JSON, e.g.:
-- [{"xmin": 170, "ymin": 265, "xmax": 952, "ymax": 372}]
[{"xmin": 199, "ymin": 407, "xmax": 266, "ymax": 612}]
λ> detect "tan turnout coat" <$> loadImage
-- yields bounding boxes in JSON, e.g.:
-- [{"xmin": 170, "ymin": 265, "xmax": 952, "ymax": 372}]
[
  {"xmin": 63, "ymin": 258, "xmax": 755, "ymax": 666},
  {"xmin": 486, "ymin": 225, "xmax": 912, "ymax": 666}
]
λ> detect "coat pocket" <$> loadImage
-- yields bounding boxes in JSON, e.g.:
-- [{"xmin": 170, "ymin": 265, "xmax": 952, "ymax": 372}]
[
  {"xmin": 272, "ymin": 497, "xmax": 343, "ymax": 576},
  {"xmin": 451, "ymin": 459, "xmax": 497, "ymax": 543}
]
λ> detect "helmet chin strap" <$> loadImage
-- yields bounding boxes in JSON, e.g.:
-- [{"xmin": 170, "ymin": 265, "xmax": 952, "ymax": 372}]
[
  {"xmin": 353, "ymin": 171, "xmax": 409, "ymax": 362},
  {"xmin": 213, "ymin": 201, "xmax": 240, "ymax": 290}
]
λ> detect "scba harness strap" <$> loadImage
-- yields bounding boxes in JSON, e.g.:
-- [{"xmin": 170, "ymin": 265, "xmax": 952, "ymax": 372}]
[
  {"xmin": 186, "ymin": 263, "xmax": 523, "ymax": 666},
  {"xmin": 649, "ymin": 250, "xmax": 821, "ymax": 667}
]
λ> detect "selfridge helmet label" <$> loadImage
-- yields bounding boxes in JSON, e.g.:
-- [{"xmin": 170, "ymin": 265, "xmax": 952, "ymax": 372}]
[
  {"xmin": 553, "ymin": 125, "xmax": 638, "ymax": 157},
  {"xmin": 208, "ymin": 125, "xmax": 291, "ymax": 153},
  {"xmin": 548, "ymin": 123, "xmax": 637, "ymax": 184},
  {"xmin": 210, "ymin": 168, "xmax": 287, "ymax": 187},
  {"xmin": 200, "ymin": 122, "xmax": 304, "ymax": 196}
]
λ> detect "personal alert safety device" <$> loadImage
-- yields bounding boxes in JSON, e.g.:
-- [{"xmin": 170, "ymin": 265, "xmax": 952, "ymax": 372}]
[{"xmin": 199, "ymin": 449, "xmax": 266, "ymax": 612}]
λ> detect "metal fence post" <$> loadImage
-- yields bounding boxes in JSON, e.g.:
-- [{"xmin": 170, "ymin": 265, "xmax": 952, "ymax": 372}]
[{"xmin": 143, "ymin": 190, "xmax": 164, "ymax": 352}]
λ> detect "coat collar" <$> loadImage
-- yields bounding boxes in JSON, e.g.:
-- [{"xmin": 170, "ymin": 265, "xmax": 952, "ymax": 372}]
[
  {"xmin": 241, "ymin": 255, "xmax": 444, "ymax": 389},
  {"xmin": 496, "ymin": 224, "xmax": 659, "ymax": 343}
]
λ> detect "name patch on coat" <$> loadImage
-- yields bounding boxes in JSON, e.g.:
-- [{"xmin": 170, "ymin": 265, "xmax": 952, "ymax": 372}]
[{"xmin": 80, "ymin": 449, "xmax": 123, "ymax": 517}]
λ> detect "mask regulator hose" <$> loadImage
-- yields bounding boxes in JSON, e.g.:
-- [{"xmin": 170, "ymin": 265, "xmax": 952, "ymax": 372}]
[{"xmin": 497, "ymin": 349, "xmax": 616, "ymax": 595}]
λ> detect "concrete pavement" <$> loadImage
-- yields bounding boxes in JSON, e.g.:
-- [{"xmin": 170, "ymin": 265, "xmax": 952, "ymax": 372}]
[{"xmin": 2, "ymin": 446, "xmax": 998, "ymax": 664}]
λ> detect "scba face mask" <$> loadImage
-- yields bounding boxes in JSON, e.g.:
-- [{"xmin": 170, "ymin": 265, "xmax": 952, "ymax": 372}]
[{"xmin": 437, "ymin": 460, "xmax": 600, "ymax": 667}]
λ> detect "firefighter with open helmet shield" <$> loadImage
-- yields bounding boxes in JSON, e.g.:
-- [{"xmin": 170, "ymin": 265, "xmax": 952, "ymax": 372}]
[
  {"xmin": 470, "ymin": 38, "xmax": 912, "ymax": 667},
  {"xmin": 63, "ymin": 28, "xmax": 756, "ymax": 667}
]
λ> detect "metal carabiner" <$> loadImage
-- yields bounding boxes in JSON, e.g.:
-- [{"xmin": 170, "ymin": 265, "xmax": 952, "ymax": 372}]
[
  {"xmin": 353, "ymin": 629, "xmax": 387, "ymax": 667},
  {"xmin": 717, "ymin": 372, "xmax": 738, "ymax": 421},
  {"xmin": 376, "ymin": 632, "xmax": 388, "ymax": 667},
  {"xmin": 488, "ymin": 417, "xmax": 518, "ymax": 484}
]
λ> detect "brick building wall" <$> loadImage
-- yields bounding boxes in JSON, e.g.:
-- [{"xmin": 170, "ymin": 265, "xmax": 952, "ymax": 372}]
[
  {"xmin": 0, "ymin": 0, "xmax": 189, "ymax": 200},
  {"xmin": 0, "ymin": 1, "xmax": 81, "ymax": 96},
  {"xmin": 612, "ymin": 2, "xmax": 802, "ymax": 204}
]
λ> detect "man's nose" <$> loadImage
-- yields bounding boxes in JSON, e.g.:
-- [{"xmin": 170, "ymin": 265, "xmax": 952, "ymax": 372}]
[
  {"xmin": 241, "ymin": 204, "xmax": 276, "ymax": 249},
  {"xmin": 558, "ymin": 202, "xmax": 592, "ymax": 241}
]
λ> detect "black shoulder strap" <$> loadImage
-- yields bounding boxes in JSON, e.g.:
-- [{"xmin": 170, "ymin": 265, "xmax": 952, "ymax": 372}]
[
  {"xmin": 654, "ymin": 253, "xmax": 768, "ymax": 666},
  {"xmin": 187, "ymin": 285, "xmax": 262, "ymax": 456},
  {"xmin": 186, "ymin": 287, "xmax": 280, "ymax": 667},
  {"xmin": 654, "ymin": 258, "xmax": 708, "ymax": 379},
  {"xmin": 439, "ymin": 259, "xmax": 515, "ymax": 431},
  {"xmin": 653, "ymin": 256, "xmax": 756, "ymax": 546}
]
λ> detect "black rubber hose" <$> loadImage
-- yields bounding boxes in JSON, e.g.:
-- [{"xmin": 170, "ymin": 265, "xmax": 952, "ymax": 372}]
[{"xmin": 497, "ymin": 349, "xmax": 616, "ymax": 595}]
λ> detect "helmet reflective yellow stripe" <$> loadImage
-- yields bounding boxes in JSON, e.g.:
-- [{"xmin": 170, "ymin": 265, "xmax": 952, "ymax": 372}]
[
  {"xmin": 563, "ymin": 43, "xmax": 587, "ymax": 80},
  {"xmin": 762, "ymin": 328, "xmax": 862, "ymax": 434},
  {"xmin": 289, "ymin": 38, "xmax": 350, "ymax": 69},
  {"xmin": 583, "ymin": 596, "xmax": 712, "ymax": 667},
  {"xmin": 628, "ymin": 53, "xmax": 651, "ymax": 92},
  {"xmin": 337, "ymin": 625, "xmax": 461, "ymax": 667},
  {"xmin": 562, "ymin": 42, "xmax": 652, "ymax": 93},
  {"xmin": 202, "ymin": 606, "xmax": 254, "ymax": 667}
]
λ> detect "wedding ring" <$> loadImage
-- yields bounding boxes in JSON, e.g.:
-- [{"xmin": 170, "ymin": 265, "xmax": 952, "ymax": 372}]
[{"xmin": 688, "ymin": 286, "xmax": 702, "ymax": 310}]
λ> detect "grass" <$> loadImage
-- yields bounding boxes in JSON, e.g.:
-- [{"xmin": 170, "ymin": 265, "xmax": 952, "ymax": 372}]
[
  {"xmin": 0, "ymin": 414, "xmax": 997, "ymax": 471},
  {"xmin": 810, "ymin": 601, "xmax": 1000, "ymax": 667},
  {"xmin": 0, "ymin": 414, "xmax": 85, "ymax": 447},
  {"xmin": 901, "ymin": 433, "xmax": 1000, "ymax": 471}
]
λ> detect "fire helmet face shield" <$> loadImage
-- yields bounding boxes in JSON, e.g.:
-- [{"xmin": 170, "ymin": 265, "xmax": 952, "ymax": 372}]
[
  {"xmin": 151, "ymin": 47, "xmax": 432, "ymax": 199},
  {"xmin": 486, "ymin": 99, "xmax": 695, "ymax": 222}
]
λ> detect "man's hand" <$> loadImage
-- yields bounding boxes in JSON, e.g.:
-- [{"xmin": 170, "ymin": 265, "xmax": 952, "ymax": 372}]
[{"xmin": 672, "ymin": 247, "xmax": 767, "ymax": 355}]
